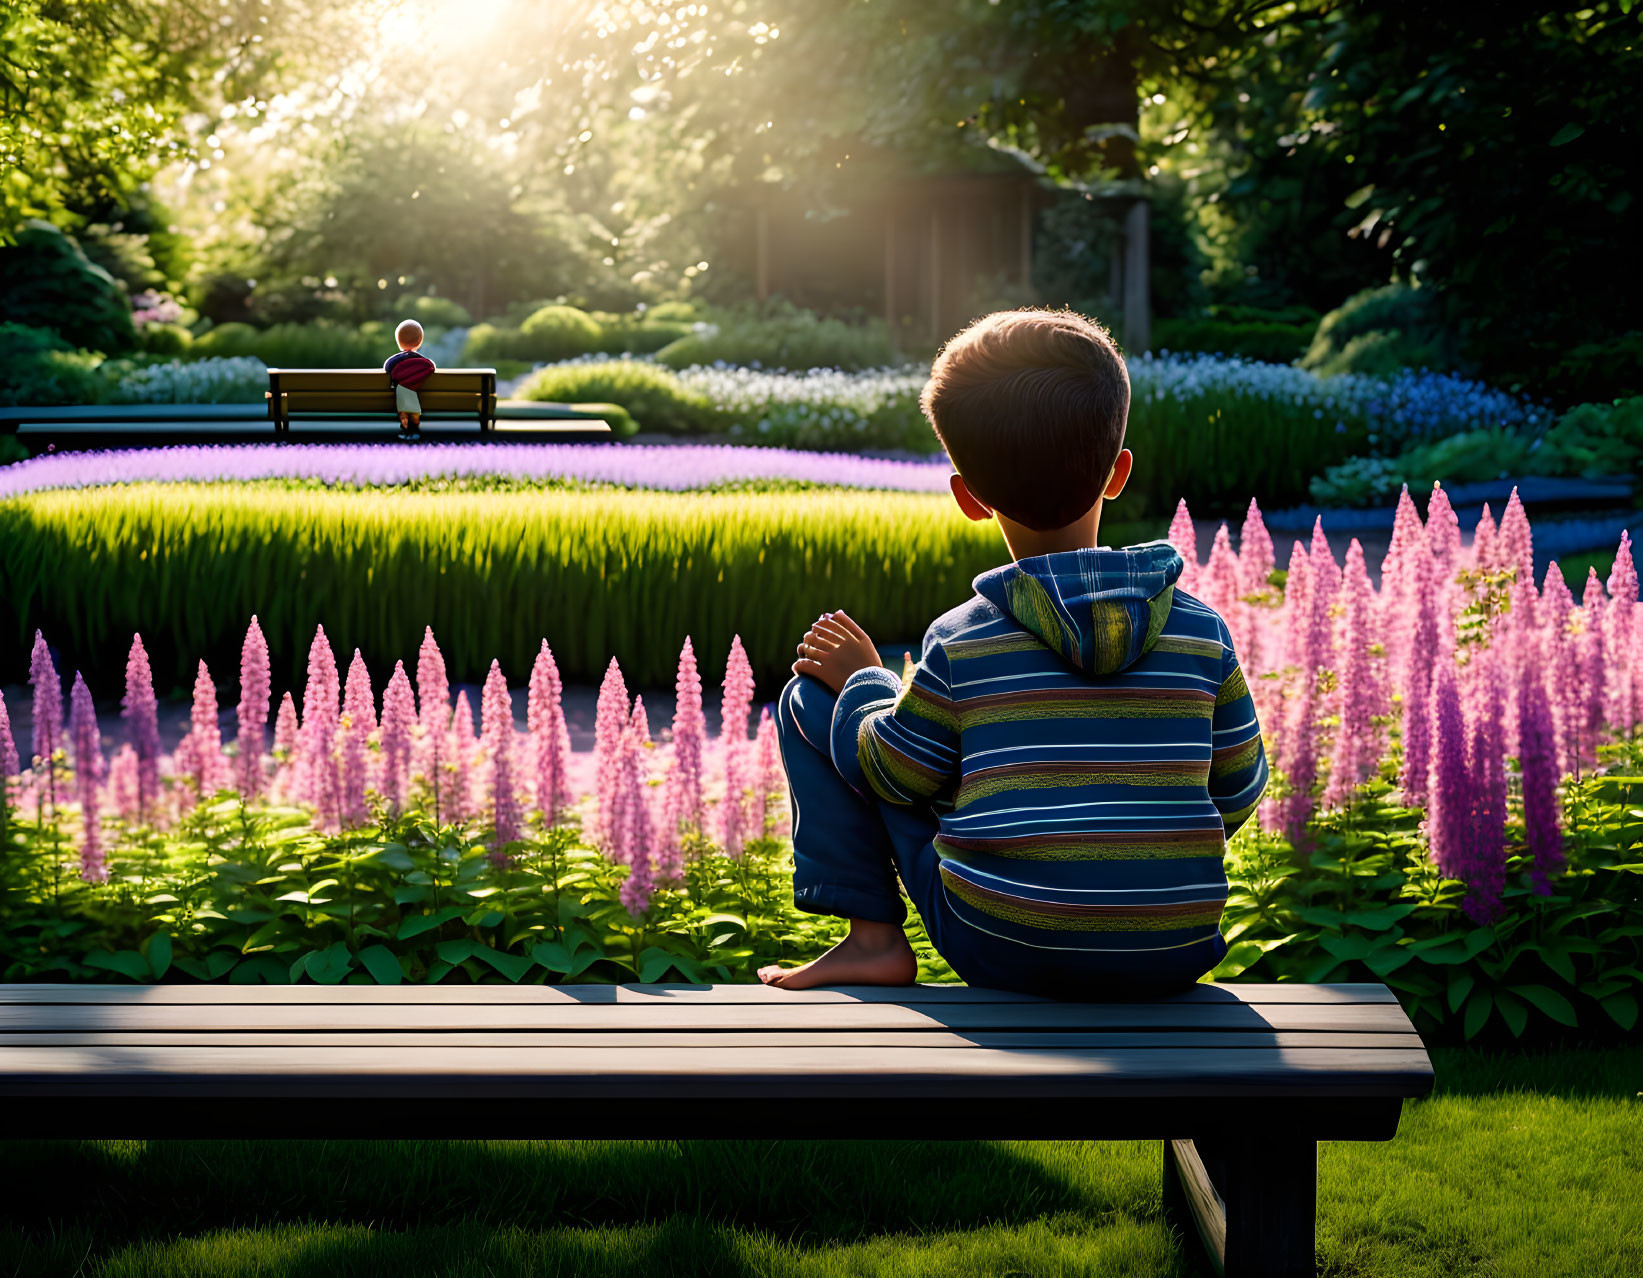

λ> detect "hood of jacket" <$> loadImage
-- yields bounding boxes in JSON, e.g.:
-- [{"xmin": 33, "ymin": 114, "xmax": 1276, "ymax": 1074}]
[{"xmin": 972, "ymin": 541, "xmax": 1184, "ymax": 677}]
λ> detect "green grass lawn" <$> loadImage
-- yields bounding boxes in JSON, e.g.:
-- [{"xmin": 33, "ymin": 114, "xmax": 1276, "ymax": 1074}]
[{"xmin": 1, "ymin": 1046, "xmax": 1637, "ymax": 1277}]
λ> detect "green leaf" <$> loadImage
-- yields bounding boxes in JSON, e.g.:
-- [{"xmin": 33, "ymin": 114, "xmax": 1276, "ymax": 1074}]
[
  {"xmin": 471, "ymin": 947, "xmax": 535, "ymax": 982},
  {"xmin": 1495, "ymin": 990, "xmax": 1529, "ymax": 1038},
  {"xmin": 142, "ymin": 931, "xmax": 172, "ymax": 980},
  {"xmin": 1365, "ymin": 946, "xmax": 1415, "ymax": 978},
  {"xmin": 357, "ymin": 945, "xmax": 404, "ymax": 985},
  {"xmin": 84, "ymin": 949, "xmax": 153, "ymax": 982},
  {"xmin": 307, "ymin": 944, "xmax": 355, "ymax": 985},
  {"xmin": 638, "ymin": 946, "xmax": 685, "ymax": 982},
  {"xmin": 1549, "ymin": 123, "xmax": 1585, "ymax": 147},
  {"xmin": 1510, "ymin": 983, "xmax": 1578, "ymax": 1027},
  {"xmin": 1600, "ymin": 992, "xmax": 1638, "ymax": 1031},
  {"xmin": 435, "ymin": 939, "xmax": 481, "ymax": 965},
  {"xmin": 1447, "ymin": 971, "xmax": 1475, "ymax": 1014},
  {"xmin": 1318, "ymin": 933, "xmax": 1376, "ymax": 962},
  {"xmin": 398, "ymin": 906, "xmax": 464, "ymax": 940},
  {"xmin": 1463, "ymin": 987, "xmax": 1494, "ymax": 1040},
  {"xmin": 698, "ymin": 912, "xmax": 749, "ymax": 930},
  {"xmin": 1208, "ymin": 934, "xmax": 1299, "ymax": 981},
  {"xmin": 1344, "ymin": 183, "xmax": 1376, "ymax": 209}
]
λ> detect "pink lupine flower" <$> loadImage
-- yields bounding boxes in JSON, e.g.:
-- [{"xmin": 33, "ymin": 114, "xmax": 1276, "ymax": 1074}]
[
  {"xmin": 106, "ymin": 744, "xmax": 139, "ymax": 821},
  {"xmin": 448, "ymin": 690, "xmax": 478, "ymax": 824},
  {"xmin": 271, "ymin": 691, "xmax": 300, "ymax": 802},
  {"xmin": 1539, "ymin": 563, "xmax": 1583, "ymax": 776},
  {"xmin": 1272, "ymin": 542, "xmax": 1319, "ymax": 841},
  {"xmin": 1378, "ymin": 486, "xmax": 1423, "ymax": 686},
  {"xmin": 338, "ymin": 650, "xmax": 375, "ymax": 827},
  {"xmin": 416, "ymin": 627, "xmax": 452, "ymax": 823},
  {"xmin": 1580, "ymin": 568, "xmax": 1607, "ymax": 749},
  {"xmin": 481, "ymin": 661, "xmax": 521, "ymax": 859},
  {"xmin": 748, "ymin": 705, "xmax": 786, "ymax": 841},
  {"xmin": 1606, "ymin": 531, "xmax": 1637, "ymax": 736},
  {"xmin": 1238, "ymin": 498, "xmax": 1276, "ymax": 675},
  {"xmin": 527, "ymin": 640, "xmax": 571, "ymax": 823},
  {"xmin": 593, "ymin": 657, "xmax": 631, "ymax": 845},
  {"xmin": 1399, "ymin": 543, "xmax": 1440, "ymax": 808},
  {"xmin": 236, "ymin": 616, "xmax": 271, "ymax": 800},
  {"xmin": 1460, "ymin": 648, "xmax": 1507, "ymax": 923},
  {"xmin": 69, "ymin": 673, "xmax": 107, "ymax": 883},
  {"xmin": 658, "ymin": 637, "xmax": 708, "ymax": 874},
  {"xmin": 1307, "ymin": 517, "xmax": 1339, "ymax": 621},
  {"xmin": 300, "ymin": 626, "xmax": 342, "ymax": 826},
  {"xmin": 379, "ymin": 661, "xmax": 417, "ymax": 816},
  {"xmin": 1426, "ymin": 483, "xmax": 1462, "ymax": 572},
  {"xmin": 1425, "ymin": 658, "xmax": 1468, "ymax": 884},
  {"xmin": 121, "ymin": 635, "xmax": 161, "ymax": 824},
  {"xmin": 0, "ymin": 688, "xmax": 18, "ymax": 779},
  {"xmin": 29, "ymin": 631, "xmax": 62, "ymax": 816},
  {"xmin": 1168, "ymin": 498, "xmax": 1198, "ymax": 593},
  {"xmin": 1498, "ymin": 488, "xmax": 1535, "ymax": 609},
  {"xmin": 1517, "ymin": 658, "xmax": 1563, "ymax": 895},
  {"xmin": 1201, "ymin": 523, "xmax": 1245, "ymax": 653},
  {"xmin": 187, "ymin": 660, "xmax": 228, "ymax": 800},
  {"xmin": 720, "ymin": 635, "xmax": 757, "ymax": 858},
  {"xmin": 1472, "ymin": 503, "xmax": 1497, "ymax": 571},
  {"xmin": 615, "ymin": 720, "xmax": 656, "ymax": 916},
  {"xmin": 1324, "ymin": 539, "xmax": 1381, "ymax": 809},
  {"xmin": 630, "ymin": 697, "xmax": 652, "ymax": 749}
]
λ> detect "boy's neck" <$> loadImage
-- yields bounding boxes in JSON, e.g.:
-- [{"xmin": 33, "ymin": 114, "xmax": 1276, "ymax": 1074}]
[{"xmin": 997, "ymin": 501, "xmax": 1103, "ymax": 561}]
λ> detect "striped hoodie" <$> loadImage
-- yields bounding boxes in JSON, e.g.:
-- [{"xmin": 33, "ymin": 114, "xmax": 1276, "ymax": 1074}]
[{"xmin": 829, "ymin": 541, "xmax": 1268, "ymax": 985}]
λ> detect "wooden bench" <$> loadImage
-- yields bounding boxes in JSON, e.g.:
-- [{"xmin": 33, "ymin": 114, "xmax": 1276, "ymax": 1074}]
[
  {"xmin": 0, "ymin": 981, "xmax": 1432, "ymax": 1277},
  {"xmin": 266, "ymin": 367, "xmax": 499, "ymax": 434}
]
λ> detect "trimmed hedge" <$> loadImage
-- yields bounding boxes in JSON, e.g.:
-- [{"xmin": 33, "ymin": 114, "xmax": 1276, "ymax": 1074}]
[{"xmin": 0, "ymin": 486, "xmax": 1005, "ymax": 694}]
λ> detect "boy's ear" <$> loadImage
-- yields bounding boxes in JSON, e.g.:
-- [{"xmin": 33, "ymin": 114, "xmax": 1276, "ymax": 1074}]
[
  {"xmin": 1103, "ymin": 449, "xmax": 1134, "ymax": 500},
  {"xmin": 949, "ymin": 473, "xmax": 993, "ymax": 522}
]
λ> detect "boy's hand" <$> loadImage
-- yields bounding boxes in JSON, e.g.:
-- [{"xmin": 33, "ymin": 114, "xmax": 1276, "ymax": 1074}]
[{"xmin": 793, "ymin": 610, "xmax": 882, "ymax": 695}]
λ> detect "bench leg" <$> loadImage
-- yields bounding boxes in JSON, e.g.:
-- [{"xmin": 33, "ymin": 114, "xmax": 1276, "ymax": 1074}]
[{"xmin": 1162, "ymin": 1136, "xmax": 1316, "ymax": 1278}]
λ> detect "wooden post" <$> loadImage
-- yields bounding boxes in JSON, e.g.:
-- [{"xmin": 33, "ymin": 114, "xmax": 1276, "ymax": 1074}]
[
  {"xmin": 1123, "ymin": 197, "xmax": 1151, "ymax": 352},
  {"xmin": 1163, "ymin": 1136, "xmax": 1318, "ymax": 1278},
  {"xmin": 928, "ymin": 206, "xmax": 942, "ymax": 345},
  {"xmin": 883, "ymin": 208, "xmax": 897, "ymax": 350},
  {"xmin": 755, "ymin": 206, "xmax": 770, "ymax": 300}
]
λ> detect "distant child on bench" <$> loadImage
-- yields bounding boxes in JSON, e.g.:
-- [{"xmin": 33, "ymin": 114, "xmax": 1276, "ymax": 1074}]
[
  {"xmin": 761, "ymin": 308, "xmax": 1269, "ymax": 998},
  {"xmin": 385, "ymin": 319, "xmax": 436, "ymax": 439}
]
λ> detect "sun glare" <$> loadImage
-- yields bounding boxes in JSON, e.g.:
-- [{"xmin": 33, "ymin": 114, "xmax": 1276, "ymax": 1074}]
[{"xmin": 376, "ymin": 0, "xmax": 515, "ymax": 55}]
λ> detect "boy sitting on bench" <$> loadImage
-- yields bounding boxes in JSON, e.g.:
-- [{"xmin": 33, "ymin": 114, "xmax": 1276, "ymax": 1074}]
[{"xmin": 385, "ymin": 319, "xmax": 436, "ymax": 438}]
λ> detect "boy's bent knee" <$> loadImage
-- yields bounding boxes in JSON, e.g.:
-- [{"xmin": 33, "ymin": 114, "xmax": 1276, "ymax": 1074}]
[{"xmin": 779, "ymin": 674, "xmax": 835, "ymax": 751}]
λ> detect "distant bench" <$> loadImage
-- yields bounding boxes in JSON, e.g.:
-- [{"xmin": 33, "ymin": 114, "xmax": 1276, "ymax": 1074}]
[
  {"xmin": 0, "ymin": 980, "xmax": 1432, "ymax": 1277},
  {"xmin": 267, "ymin": 367, "xmax": 499, "ymax": 434}
]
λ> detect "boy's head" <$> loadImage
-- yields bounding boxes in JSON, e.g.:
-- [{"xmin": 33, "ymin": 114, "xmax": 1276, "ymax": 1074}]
[
  {"xmin": 395, "ymin": 319, "xmax": 424, "ymax": 351},
  {"xmin": 920, "ymin": 309, "xmax": 1131, "ymax": 532}
]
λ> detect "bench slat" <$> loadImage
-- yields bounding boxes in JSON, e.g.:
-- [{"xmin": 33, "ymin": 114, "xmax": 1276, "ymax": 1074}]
[
  {"xmin": 0, "ymin": 1045, "xmax": 1434, "ymax": 1099},
  {"xmin": 0, "ymin": 982, "xmax": 1400, "ymax": 1006},
  {"xmin": 0, "ymin": 1001, "xmax": 1417, "ymax": 1034},
  {"xmin": 0, "ymin": 1030, "xmax": 1428, "ymax": 1050}
]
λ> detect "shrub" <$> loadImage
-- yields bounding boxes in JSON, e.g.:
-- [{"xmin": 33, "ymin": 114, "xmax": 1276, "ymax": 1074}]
[
  {"xmin": 518, "ymin": 305, "xmax": 605, "ymax": 359},
  {"xmin": 643, "ymin": 300, "xmax": 701, "ymax": 323},
  {"xmin": 655, "ymin": 302, "xmax": 897, "ymax": 371},
  {"xmin": 462, "ymin": 323, "xmax": 539, "ymax": 364},
  {"xmin": 192, "ymin": 321, "xmax": 398, "ymax": 368},
  {"xmin": 1309, "ymin": 428, "xmax": 1545, "ymax": 507},
  {"xmin": 1532, "ymin": 332, "xmax": 1643, "ymax": 407},
  {"xmin": 108, "ymin": 358, "xmax": 268, "ymax": 405},
  {"xmin": 1153, "ymin": 318, "xmax": 1315, "ymax": 364},
  {"xmin": 596, "ymin": 316, "xmax": 694, "ymax": 355},
  {"xmin": 0, "ymin": 485, "xmax": 1005, "ymax": 691},
  {"xmin": 0, "ymin": 221, "xmax": 136, "ymax": 354},
  {"xmin": 396, "ymin": 295, "xmax": 472, "ymax": 328},
  {"xmin": 135, "ymin": 322, "xmax": 194, "ymax": 357},
  {"xmin": 0, "ymin": 323, "xmax": 109, "ymax": 407},
  {"xmin": 1302, "ymin": 283, "xmax": 1461, "ymax": 377},
  {"xmin": 516, "ymin": 360, "xmax": 712, "ymax": 433},
  {"xmin": 1536, "ymin": 396, "xmax": 1643, "ymax": 478}
]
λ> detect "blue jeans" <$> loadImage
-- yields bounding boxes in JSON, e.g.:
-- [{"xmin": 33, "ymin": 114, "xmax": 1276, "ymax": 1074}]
[{"xmin": 775, "ymin": 675, "xmax": 1196, "ymax": 998}]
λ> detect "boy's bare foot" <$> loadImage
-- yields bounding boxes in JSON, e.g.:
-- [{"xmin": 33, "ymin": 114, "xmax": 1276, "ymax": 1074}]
[{"xmin": 758, "ymin": 919, "xmax": 917, "ymax": 990}]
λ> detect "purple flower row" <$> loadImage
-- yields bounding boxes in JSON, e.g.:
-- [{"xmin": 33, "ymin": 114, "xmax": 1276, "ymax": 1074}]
[{"xmin": 0, "ymin": 443, "xmax": 954, "ymax": 499}]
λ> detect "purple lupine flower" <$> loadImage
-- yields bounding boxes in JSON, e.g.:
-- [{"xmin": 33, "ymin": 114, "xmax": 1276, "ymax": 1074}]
[
  {"xmin": 338, "ymin": 650, "xmax": 374, "ymax": 827},
  {"xmin": 1324, "ymin": 539, "xmax": 1381, "ymax": 809},
  {"xmin": 1168, "ymin": 498, "xmax": 1198, "ymax": 593},
  {"xmin": 379, "ymin": 660, "xmax": 417, "ymax": 816},
  {"xmin": 1498, "ymin": 488, "xmax": 1535, "ymax": 612},
  {"xmin": 1378, "ymin": 486, "xmax": 1423, "ymax": 688},
  {"xmin": 106, "ymin": 744, "xmax": 139, "ymax": 821},
  {"xmin": 121, "ymin": 634, "xmax": 161, "ymax": 825},
  {"xmin": 1461, "ymin": 647, "xmax": 1507, "ymax": 923},
  {"xmin": 416, "ymin": 626, "xmax": 452, "ymax": 824},
  {"xmin": 1517, "ymin": 657, "xmax": 1563, "ymax": 895},
  {"xmin": 616, "ymin": 719, "xmax": 655, "ymax": 916},
  {"xmin": 720, "ymin": 635, "xmax": 757, "ymax": 858},
  {"xmin": 236, "ymin": 616, "xmax": 271, "ymax": 801},
  {"xmin": 1201, "ymin": 522, "xmax": 1245, "ymax": 652},
  {"xmin": 1580, "ymin": 568, "xmax": 1607, "ymax": 750},
  {"xmin": 448, "ymin": 690, "xmax": 478, "ymax": 824},
  {"xmin": 659, "ymin": 637, "xmax": 707, "ymax": 874},
  {"xmin": 1238, "ymin": 498, "xmax": 1276, "ymax": 676},
  {"xmin": 481, "ymin": 660, "xmax": 520, "ymax": 860},
  {"xmin": 0, "ymin": 688, "xmax": 18, "ymax": 779},
  {"xmin": 1425, "ymin": 657, "xmax": 1468, "ymax": 884},
  {"xmin": 29, "ymin": 631, "xmax": 62, "ymax": 816},
  {"xmin": 1472, "ymin": 503, "xmax": 1498, "ymax": 571},
  {"xmin": 300, "ymin": 626, "xmax": 342, "ymax": 827},
  {"xmin": 747, "ymin": 705, "xmax": 785, "ymax": 841},
  {"xmin": 192, "ymin": 660, "xmax": 230, "ymax": 800},
  {"xmin": 592, "ymin": 657, "xmax": 631, "ymax": 847},
  {"xmin": 70, "ymin": 673, "xmax": 106, "ymax": 883},
  {"xmin": 1272, "ymin": 542, "xmax": 1318, "ymax": 841},
  {"xmin": 1399, "ymin": 541, "xmax": 1440, "ymax": 808},
  {"xmin": 527, "ymin": 640, "xmax": 571, "ymax": 823},
  {"xmin": 1308, "ymin": 517, "xmax": 1340, "ymax": 621},
  {"xmin": 1539, "ymin": 563, "xmax": 1582, "ymax": 776},
  {"xmin": 1606, "ymin": 531, "xmax": 1637, "ymax": 736},
  {"xmin": 1426, "ymin": 483, "xmax": 1461, "ymax": 573}
]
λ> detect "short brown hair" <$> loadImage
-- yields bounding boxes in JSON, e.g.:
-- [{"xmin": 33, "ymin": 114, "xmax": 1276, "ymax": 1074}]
[{"xmin": 920, "ymin": 309, "xmax": 1130, "ymax": 531}]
